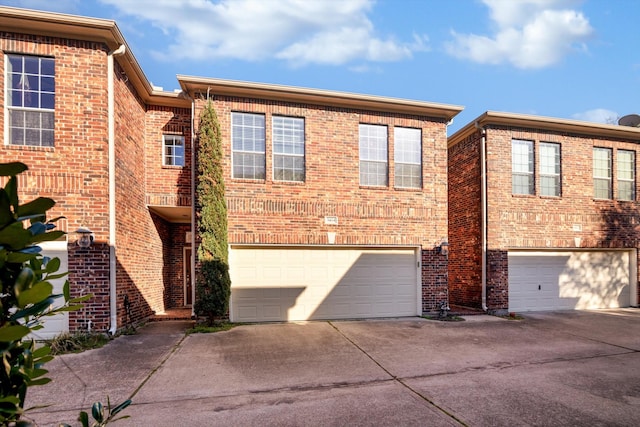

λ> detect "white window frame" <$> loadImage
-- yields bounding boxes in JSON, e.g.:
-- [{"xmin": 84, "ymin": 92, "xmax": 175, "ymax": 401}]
[
  {"xmin": 359, "ymin": 124, "xmax": 388, "ymax": 187},
  {"xmin": 593, "ymin": 147, "xmax": 612, "ymax": 199},
  {"xmin": 272, "ymin": 116, "xmax": 305, "ymax": 182},
  {"xmin": 231, "ymin": 112, "xmax": 266, "ymax": 180},
  {"xmin": 163, "ymin": 134, "xmax": 185, "ymax": 166},
  {"xmin": 617, "ymin": 149, "xmax": 635, "ymax": 201},
  {"xmin": 539, "ymin": 142, "xmax": 561, "ymax": 197},
  {"xmin": 512, "ymin": 139, "xmax": 534, "ymax": 195},
  {"xmin": 394, "ymin": 127, "xmax": 422, "ymax": 189},
  {"xmin": 5, "ymin": 54, "xmax": 55, "ymax": 147}
]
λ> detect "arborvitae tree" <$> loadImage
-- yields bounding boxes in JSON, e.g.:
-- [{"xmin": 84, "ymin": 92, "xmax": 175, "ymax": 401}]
[{"xmin": 194, "ymin": 99, "xmax": 231, "ymax": 322}]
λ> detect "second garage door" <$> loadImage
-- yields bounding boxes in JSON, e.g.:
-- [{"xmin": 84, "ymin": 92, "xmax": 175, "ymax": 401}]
[
  {"xmin": 508, "ymin": 250, "xmax": 634, "ymax": 312},
  {"xmin": 229, "ymin": 246, "xmax": 419, "ymax": 322}
]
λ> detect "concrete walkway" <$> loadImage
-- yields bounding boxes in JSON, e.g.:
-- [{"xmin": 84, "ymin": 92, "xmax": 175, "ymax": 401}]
[{"xmin": 25, "ymin": 309, "xmax": 640, "ymax": 426}]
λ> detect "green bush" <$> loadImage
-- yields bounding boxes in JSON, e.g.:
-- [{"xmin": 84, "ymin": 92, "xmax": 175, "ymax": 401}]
[
  {"xmin": 0, "ymin": 162, "xmax": 128, "ymax": 426},
  {"xmin": 194, "ymin": 259, "xmax": 231, "ymax": 322},
  {"xmin": 194, "ymin": 101, "xmax": 231, "ymax": 324}
]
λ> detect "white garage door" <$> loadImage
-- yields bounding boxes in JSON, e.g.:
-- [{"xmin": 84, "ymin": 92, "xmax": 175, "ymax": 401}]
[
  {"xmin": 508, "ymin": 251, "xmax": 634, "ymax": 312},
  {"xmin": 30, "ymin": 240, "xmax": 69, "ymax": 340},
  {"xmin": 229, "ymin": 247, "xmax": 419, "ymax": 322}
]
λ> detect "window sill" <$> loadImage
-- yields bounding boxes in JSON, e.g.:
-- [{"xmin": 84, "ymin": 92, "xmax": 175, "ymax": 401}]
[
  {"xmin": 394, "ymin": 186, "xmax": 422, "ymax": 192},
  {"xmin": 162, "ymin": 165, "xmax": 185, "ymax": 170},
  {"xmin": 4, "ymin": 144, "xmax": 54, "ymax": 152}
]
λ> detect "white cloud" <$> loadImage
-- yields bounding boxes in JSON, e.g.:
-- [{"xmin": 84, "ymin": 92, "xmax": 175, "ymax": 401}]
[
  {"xmin": 572, "ymin": 108, "xmax": 619, "ymax": 124},
  {"xmin": 99, "ymin": 0, "xmax": 425, "ymax": 66},
  {"xmin": 445, "ymin": 0, "xmax": 593, "ymax": 69}
]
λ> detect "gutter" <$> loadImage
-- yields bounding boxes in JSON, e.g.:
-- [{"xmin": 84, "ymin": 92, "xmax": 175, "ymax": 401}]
[
  {"xmin": 476, "ymin": 121, "xmax": 488, "ymax": 312},
  {"xmin": 108, "ymin": 44, "xmax": 126, "ymax": 335}
]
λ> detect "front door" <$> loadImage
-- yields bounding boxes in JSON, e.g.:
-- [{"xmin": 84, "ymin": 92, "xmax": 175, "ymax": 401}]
[{"xmin": 184, "ymin": 247, "xmax": 192, "ymax": 306}]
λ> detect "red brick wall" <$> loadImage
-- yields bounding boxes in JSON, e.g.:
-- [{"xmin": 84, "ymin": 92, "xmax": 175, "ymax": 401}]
[
  {"xmin": 145, "ymin": 105, "xmax": 192, "ymax": 207},
  {"xmin": 113, "ymin": 62, "xmax": 166, "ymax": 325},
  {"xmin": 447, "ymin": 131, "xmax": 483, "ymax": 308},
  {"xmin": 484, "ymin": 126, "xmax": 640, "ymax": 309},
  {"xmin": 0, "ymin": 33, "xmax": 113, "ymax": 331},
  {"xmin": 193, "ymin": 95, "xmax": 449, "ymax": 311}
]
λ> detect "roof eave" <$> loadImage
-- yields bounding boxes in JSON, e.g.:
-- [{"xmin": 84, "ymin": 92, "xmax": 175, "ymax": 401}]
[
  {"xmin": 0, "ymin": 6, "xmax": 189, "ymax": 109},
  {"xmin": 178, "ymin": 75, "xmax": 463, "ymax": 120},
  {"xmin": 449, "ymin": 111, "xmax": 640, "ymax": 147}
]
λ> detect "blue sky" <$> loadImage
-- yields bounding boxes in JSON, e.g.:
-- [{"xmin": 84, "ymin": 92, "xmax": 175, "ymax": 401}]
[{"xmin": 2, "ymin": 0, "xmax": 638, "ymax": 133}]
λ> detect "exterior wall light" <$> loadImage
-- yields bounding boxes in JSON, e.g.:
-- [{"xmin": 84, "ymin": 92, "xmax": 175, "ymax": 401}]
[
  {"xmin": 76, "ymin": 227, "xmax": 94, "ymax": 248},
  {"xmin": 437, "ymin": 241, "xmax": 449, "ymax": 256}
]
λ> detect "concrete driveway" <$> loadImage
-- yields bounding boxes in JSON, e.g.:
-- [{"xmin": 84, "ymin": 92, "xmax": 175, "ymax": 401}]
[{"xmin": 26, "ymin": 309, "xmax": 640, "ymax": 426}]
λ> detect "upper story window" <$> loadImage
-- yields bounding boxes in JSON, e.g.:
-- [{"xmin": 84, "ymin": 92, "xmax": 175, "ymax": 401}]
[
  {"xmin": 593, "ymin": 147, "xmax": 612, "ymax": 199},
  {"xmin": 273, "ymin": 116, "xmax": 305, "ymax": 182},
  {"xmin": 163, "ymin": 134, "xmax": 185, "ymax": 166},
  {"xmin": 6, "ymin": 54, "xmax": 55, "ymax": 147},
  {"xmin": 540, "ymin": 142, "xmax": 561, "ymax": 197},
  {"xmin": 359, "ymin": 124, "xmax": 388, "ymax": 187},
  {"xmin": 617, "ymin": 149, "xmax": 635, "ymax": 201},
  {"xmin": 512, "ymin": 139, "xmax": 534, "ymax": 195},
  {"xmin": 231, "ymin": 112, "xmax": 265, "ymax": 180},
  {"xmin": 394, "ymin": 127, "xmax": 422, "ymax": 189}
]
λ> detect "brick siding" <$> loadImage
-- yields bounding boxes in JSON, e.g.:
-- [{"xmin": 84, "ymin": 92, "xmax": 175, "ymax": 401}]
[
  {"xmin": 449, "ymin": 124, "xmax": 640, "ymax": 312},
  {"xmin": 193, "ymin": 95, "xmax": 450, "ymax": 312}
]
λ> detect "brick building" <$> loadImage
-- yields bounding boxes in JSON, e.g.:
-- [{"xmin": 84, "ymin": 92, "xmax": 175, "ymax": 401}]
[
  {"xmin": 448, "ymin": 112, "xmax": 640, "ymax": 314},
  {"xmin": 1, "ymin": 7, "xmax": 462, "ymax": 334}
]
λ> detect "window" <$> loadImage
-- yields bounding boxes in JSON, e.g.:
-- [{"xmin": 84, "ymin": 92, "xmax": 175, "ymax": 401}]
[
  {"xmin": 273, "ymin": 116, "xmax": 305, "ymax": 182},
  {"xmin": 512, "ymin": 139, "xmax": 534, "ymax": 195},
  {"xmin": 617, "ymin": 150, "xmax": 635, "ymax": 201},
  {"xmin": 593, "ymin": 147, "xmax": 612, "ymax": 199},
  {"xmin": 231, "ymin": 112, "xmax": 265, "ymax": 179},
  {"xmin": 163, "ymin": 135, "xmax": 185, "ymax": 166},
  {"xmin": 359, "ymin": 124, "xmax": 388, "ymax": 186},
  {"xmin": 540, "ymin": 142, "xmax": 561, "ymax": 196},
  {"xmin": 394, "ymin": 127, "xmax": 422, "ymax": 189},
  {"xmin": 6, "ymin": 54, "xmax": 55, "ymax": 147}
]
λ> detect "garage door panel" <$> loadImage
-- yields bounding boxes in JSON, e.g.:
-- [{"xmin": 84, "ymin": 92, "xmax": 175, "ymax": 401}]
[
  {"xmin": 30, "ymin": 241, "xmax": 69, "ymax": 340},
  {"xmin": 509, "ymin": 251, "xmax": 631, "ymax": 312},
  {"xmin": 230, "ymin": 248, "xmax": 418, "ymax": 322}
]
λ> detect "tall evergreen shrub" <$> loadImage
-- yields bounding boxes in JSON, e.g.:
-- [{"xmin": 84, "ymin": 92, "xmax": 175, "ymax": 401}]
[{"xmin": 194, "ymin": 100, "xmax": 231, "ymax": 322}]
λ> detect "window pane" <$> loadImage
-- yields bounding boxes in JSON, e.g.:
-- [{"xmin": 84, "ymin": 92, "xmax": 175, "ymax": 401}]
[
  {"xmin": 394, "ymin": 127, "xmax": 421, "ymax": 189},
  {"xmin": 360, "ymin": 160, "xmax": 388, "ymax": 186},
  {"xmin": 232, "ymin": 113, "xmax": 266, "ymax": 179},
  {"xmin": 6, "ymin": 55, "xmax": 55, "ymax": 147},
  {"xmin": 233, "ymin": 152, "xmax": 265, "ymax": 180},
  {"xmin": 512, "ymin": 139, "xmax": 533, "ymax": 195},
  {"xmin": 540, "ymin": 142, "xmax": 560, "ymax": 196},
  {"xmin": 163, "ymin": 135, "xmax": 185, "ymax": 166},
  {"xmin": 617, "ymin": 150, "xmax": 635, "ymax": 201},
  {"xmin": 273, "ymin": 116, "xmax": 305, "ymax": 182},
  {"xmin": 593, "ymin": 148, "xmax": 612, "ymax": 199},
  {"xmin": 360, "ymin": 124, "xmax": 388, "ymax": 186}
]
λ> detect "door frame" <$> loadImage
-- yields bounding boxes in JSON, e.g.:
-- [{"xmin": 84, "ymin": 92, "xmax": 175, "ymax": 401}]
[{"xmin": 183, "ymin": 246, "xmax": 192, "ymax": 306}]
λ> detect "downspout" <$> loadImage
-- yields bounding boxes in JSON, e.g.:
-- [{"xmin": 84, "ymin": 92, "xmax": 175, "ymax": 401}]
[
  {"xmin": 108, "ymin": 44, "xmax": 126, "ymax": 335},
  {"xmin": 476, "ymin": 122, "xmax": 488, "ymax": 311},
  {"xmin": 187, "ymin": 93, "xmax": 196, "ymax": 318}
]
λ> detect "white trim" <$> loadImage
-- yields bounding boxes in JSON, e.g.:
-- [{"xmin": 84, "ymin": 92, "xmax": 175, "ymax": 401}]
[{"xmin": 183, "ymin": 246, "xmax": 192, "ymax": 307}]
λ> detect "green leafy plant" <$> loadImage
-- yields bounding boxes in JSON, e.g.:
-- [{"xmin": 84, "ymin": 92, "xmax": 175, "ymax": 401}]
[
  {"xmin": 0, "ymin": 162, "xmax": 93, "ymax": 424},
  {"xmin": 60, "ymin": 398, "xmax": 131, "ymax": 427},
  {"xmin": 194, "ymin": 100, "xmax": 231, "ymax": 324}
]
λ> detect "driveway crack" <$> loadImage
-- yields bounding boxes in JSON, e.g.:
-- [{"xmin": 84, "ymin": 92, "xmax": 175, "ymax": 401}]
[{"xmin": 328, "ymin": 321, "xmax": 468, "ymax": 426}]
